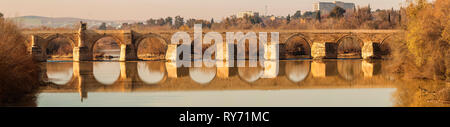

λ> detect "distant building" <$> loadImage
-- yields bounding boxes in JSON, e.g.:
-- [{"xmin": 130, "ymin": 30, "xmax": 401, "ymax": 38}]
[
  {"xmin": 313, "ymin": 1, "xmax": 355, "ymax": 15},
  {"xmin": 236, "ymin": 11, "xmax": 260, "ymax": 18}
]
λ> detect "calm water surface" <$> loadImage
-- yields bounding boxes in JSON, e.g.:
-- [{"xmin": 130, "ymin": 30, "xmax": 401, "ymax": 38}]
[{"xmin": 39, "ymin": 60, "xmax": 450, "ymax": 107}]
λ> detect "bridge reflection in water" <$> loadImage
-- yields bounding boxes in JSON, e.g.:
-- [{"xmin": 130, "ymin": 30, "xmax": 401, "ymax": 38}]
[{"xmin": 40, "ymin": 60, "xmax": 396, "ymax": 104}]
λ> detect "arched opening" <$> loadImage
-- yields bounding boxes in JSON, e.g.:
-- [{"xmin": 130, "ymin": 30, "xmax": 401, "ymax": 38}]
[
  {"xmin": 285, "ymin": 61, "xmax": 311, "ymax": 83},
  {"xmin": 137, "ymin": 36, "xmax": 167, "ymax": 60},
  {"xmin": 93, "ymin": 37, "xmax": 121, "ymax": 61},
  {"xmin": 284, "ymin": 35, "xmax": 311, "ymax": 59},
  {"xmin": 229, "ymin": 38, "xmax": 261, "ymax": 60},
  {"xmin": 138, "ymin": 61, "xmax": 166, "ymax": 84},
  {"xmin": 337, "ymin": 60, "xmax": 363, "ymax": 81},
  {"xmin": 188, "ymin": 40, "xmax": 217, "ymax": 60},
  {"xmin": 337, "ymin": 36, "xmax": 363, "ymax": 59},
  {"xmin": 46, "ymin": 37, "xmax": 73, "ymax": 61},
  {"xmin": 46, "ymin": 62, "xmax": 73, "ymax": 85},
  {"xmin": 380, "ymin": 36, "xmax": 394, "ymax": 57},
  {"xmin": 93, "ymin": 62, "xmax": 120, "ymax": 85}
]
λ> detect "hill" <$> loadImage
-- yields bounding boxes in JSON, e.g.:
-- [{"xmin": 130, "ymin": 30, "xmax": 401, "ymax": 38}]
[{"xmin": 8, "ymin": 16, "xmax": 133, "ymax": 28}]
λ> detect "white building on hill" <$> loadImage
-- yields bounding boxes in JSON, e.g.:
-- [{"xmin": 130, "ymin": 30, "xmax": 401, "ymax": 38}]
[{"xmin": 313, "ymin": 1, "xmax": 355, "ymax": 15}]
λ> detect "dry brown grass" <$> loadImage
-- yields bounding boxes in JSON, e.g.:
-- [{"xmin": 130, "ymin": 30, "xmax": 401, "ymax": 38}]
[{"xmin": 0, "ymin": 19, "xmax": 40, "ymax": 106}]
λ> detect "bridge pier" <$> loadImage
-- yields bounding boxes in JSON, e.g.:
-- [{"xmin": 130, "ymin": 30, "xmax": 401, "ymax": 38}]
[
  {"xmin": 311, "ymin": 42, "xmax": 338, "ymax": 59},
  {"xmin": 73, "ymin": 22, "xmax": 93, "ymax": 62},
  {"xmin": 264, "ymin": 43, "xmax": 279, "ymax": 60},
  {"xmin": 362, "ymin": 42, "xmax": 381, "ymax": 59},
  {"xmin": 73, "ymin": 46, "xmax": 92, "ymax": 61},
  {"xmin": 72, "ymin": 62, "xmax": 93, "ymax": 101},
  {"xmin": 29, "ymin": 35, "xmax": 46, "ymax": 62},
  {"xmin": 30, "ymin": 46, "xmax": 45, "ymax": 62},
  {"xmin": 165, "ymin": 44, "xmax": 178, "ymax": 61},
  {"xmin": 119, "ymin": 44, "xmax": 138, "ymax": 61}
]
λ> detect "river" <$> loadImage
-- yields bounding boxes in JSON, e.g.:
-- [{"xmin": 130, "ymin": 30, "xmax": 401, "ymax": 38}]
[{"xmin": 38, "ymin": 60, "xmax": 449, "ymax": 107}]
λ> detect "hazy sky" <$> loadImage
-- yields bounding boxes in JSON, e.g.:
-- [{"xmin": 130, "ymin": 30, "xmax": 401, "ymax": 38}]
[{"xmin": 0, "ymin": 0, "xmax": 406, "ymax": 21}]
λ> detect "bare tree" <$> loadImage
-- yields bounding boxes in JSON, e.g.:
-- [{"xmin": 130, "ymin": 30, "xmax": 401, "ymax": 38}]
[
  {"xmin": 99, "ymin": 22, "xmax": 107, "ymax": 30},
  {"xmin": 330, "ymin": 6, "xmax": 346, "ymax": 18},
  {"xmin": 173, "ymin": 16, "xmax": 184, "ymax": 29}
]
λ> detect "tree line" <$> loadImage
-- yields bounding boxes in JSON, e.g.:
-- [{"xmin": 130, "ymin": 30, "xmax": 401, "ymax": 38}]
[{"xmin": 105, "ymin": 5, "xmax": 404, "ymax": 30}]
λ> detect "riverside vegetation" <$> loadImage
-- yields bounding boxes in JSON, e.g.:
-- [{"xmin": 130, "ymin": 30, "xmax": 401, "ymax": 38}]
[{"xmin": 0, "ymin": 18, "xmax": 40, "ymax": 106}]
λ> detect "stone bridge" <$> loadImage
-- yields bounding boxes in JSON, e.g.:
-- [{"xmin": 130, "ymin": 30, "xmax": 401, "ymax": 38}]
[{"xmin": 24, "ymin": 22, "xmax": 401, "ymax": 61}]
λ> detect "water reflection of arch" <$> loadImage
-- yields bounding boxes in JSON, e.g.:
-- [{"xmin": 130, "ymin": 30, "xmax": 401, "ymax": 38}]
[
  {"xmin": 189, "ymin": 61, "xmax": 217, "ymax": 85},
  {"xmin": 93, "ymin": 62, "xmax": 121, "ymax": 85},
  {"xmin": 45, "ymin": 62, "xmax": 76, "ymax": 85},
  {"xmin": 285, "ymin": 61, "xmax": 311, "ymax": 83},
  {"xmin": 238, "ymin": 62, "xmax": 264, "ymax": 83},
  {"xmin": 137, "ymin": 61, "xmax": 167, "ymax": 84},
  {"xmin": 337, "ymin": 60, "xmax": 363, "ymax": 81}
]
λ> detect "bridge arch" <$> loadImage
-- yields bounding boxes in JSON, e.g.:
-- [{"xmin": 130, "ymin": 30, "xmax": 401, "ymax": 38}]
[
  {"xmin": 283, "ymin": 33, "xmax": 312, "ymax": 58},
  {"xmin": 44, "ymin": 34, "xmax": 77, "ymax": 47},
  {"xmin": 335, "ymin": 34, "xmax": 364, "ymax": 59},
  {"xmin": 42, "ymin": 34, "xmax": 76, "ymax": 60},
  {"xmin": 134, "ymin": 33, "xmax": 169, "ymax": 60},
  {"xmin": 90, "ymin": 35, "xmax": 123, "ymax": 51},
  {"xmin": 380, "ymin": 34, "xmax": 395, "ymax": 44},
  {"xmin": 91, "ymin": 35, "xmax": 123, "ymax": 60},
  {"xmin": 379, "ymin": 34, "xmax": 395, "ymax": 56}
]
